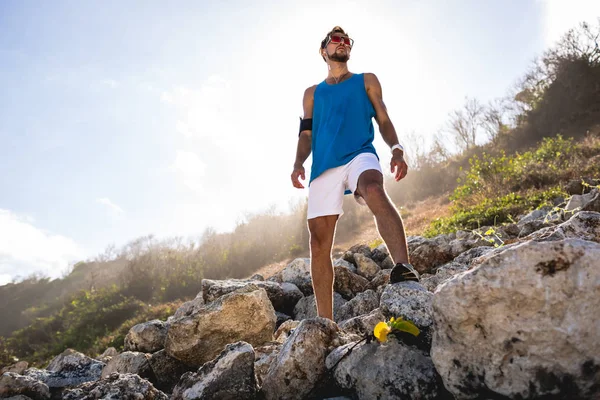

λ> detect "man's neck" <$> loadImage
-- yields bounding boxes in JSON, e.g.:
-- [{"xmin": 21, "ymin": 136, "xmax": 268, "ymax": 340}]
[{"xmin": 327, "ymin": 61, "xmax": 349, "ymax": 79}]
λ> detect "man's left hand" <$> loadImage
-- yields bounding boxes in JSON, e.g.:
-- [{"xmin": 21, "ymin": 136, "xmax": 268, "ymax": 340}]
[{"xmin": 390, "ymin": 152, "xmax": 408, "ymax": 181}]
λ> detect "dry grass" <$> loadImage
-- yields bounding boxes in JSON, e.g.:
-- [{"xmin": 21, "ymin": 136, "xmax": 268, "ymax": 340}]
[{"xmin": 247, "ymin": 193, "xmax": 453, "ymax": 279}]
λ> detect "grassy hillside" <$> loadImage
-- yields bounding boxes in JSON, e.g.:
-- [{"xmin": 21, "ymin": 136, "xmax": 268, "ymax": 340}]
[{"xmin": 1, "ymin": 20, "xmax": 599, "ymax": 369}]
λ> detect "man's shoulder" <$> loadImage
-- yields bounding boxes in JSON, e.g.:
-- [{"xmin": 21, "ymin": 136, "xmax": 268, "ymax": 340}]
[
  {"xmin": 303, "ymin": 84, "xmax": 318, "ymax": 100},
  {"xmin": 362, "ymin": 72, "xmax": 378, "ymax": 83}
]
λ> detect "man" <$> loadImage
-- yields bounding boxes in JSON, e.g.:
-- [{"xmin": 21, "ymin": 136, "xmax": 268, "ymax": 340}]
[{"xmin": 290, "ymin": 26, "xmax": 419, "ymax": 320}]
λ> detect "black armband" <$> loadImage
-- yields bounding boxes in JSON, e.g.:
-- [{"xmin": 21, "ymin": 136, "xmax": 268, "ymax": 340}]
[{"xmin": 299, "ymin": 117, "xmax": 312, "ymax": 135}]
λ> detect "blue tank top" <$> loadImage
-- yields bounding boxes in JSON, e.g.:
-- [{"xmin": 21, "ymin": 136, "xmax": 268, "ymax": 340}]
[{"xmin": 310, "ymin": 73, "xmax": 378, "ymax": 185}]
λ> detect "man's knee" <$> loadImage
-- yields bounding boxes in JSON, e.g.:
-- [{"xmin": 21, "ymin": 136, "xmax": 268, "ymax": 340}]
[
  {"xmin": 363, "ymin": 181, "xmax": 386, "ymax": 201},
  {"xmin": 308, "ymin": 217, "xmax": 336, "ymax": 255}
]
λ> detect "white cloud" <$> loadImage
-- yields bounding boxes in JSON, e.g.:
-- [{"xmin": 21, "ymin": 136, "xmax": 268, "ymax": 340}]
[
  {"xmin": 0, "ymin": 209, "xmax": 85, "ymax": 283},
  {"xmin": 539, "ymin": 0, "xmax": 600, "ymax": 46},
  {"xmin": 170, "ymin": 150, "xmax": 206, "ymax": 193},
  {"xmin": 96, "ymin": 197, "xmax": 125, "ymax": 214},
  {"xmin": 0, "ymin": 274, "xmax": 11, "ymax": 286}
]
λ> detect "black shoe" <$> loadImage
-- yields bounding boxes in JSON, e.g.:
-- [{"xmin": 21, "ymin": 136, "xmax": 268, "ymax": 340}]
[{"xmin": 390, "ymin": 263, "xmax": 420, "ymax": 283}]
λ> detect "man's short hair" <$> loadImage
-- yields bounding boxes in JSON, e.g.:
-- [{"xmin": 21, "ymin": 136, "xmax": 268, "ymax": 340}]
[{"xmin": 319, "ymin": 26, "xmax": 348, "ymax": 61}]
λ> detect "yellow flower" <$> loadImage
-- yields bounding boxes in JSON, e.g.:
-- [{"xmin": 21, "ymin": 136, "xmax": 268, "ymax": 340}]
[{"xmin": 374, "ymin": 321, "xmax": 392, "ymax": 343}]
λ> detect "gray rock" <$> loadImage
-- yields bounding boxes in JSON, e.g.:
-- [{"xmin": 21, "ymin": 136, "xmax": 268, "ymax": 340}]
[
  {"xmin": 380, "ymin": 255, "xmax": 395, "ymax": 269},
  {"xmin": 274, "ymin": 319, "xmax": 301, "ymax": 343},
  {"xmin": 380, "ymin": 282, "xmax": 434, "ymax": 330},
  {"xmin": 1, "ymin": 361, "xmax": 28, "ymax": 375},
  {"xmin": 326, "ymin": 338, "xmax": 442, "ymax": 399},
  {"xmin": 171, "ymin": 342, "xmax": 258, "ymax": 400},
  {"xmin": 333, "ymin": 265, "xmax": 369, "ymax": 299},
  {"xmin": 165, "ymin": 286, "xmax": 276, "ymax": 367},
  {"xmin": 101, "ymin": 351, "xmax": 153, "ymax": 380},
  {"xmin": 261, "ymin": 318, "xmax": 339, "ymax": 400},
  {"xmin": 367, "ymin": 269, "xmax": 391, "ymax": 291},
  {"xmin": 347, "ymin": 244, "xmax": 372, "ymax": 258},
  {"xmin": 280, "ymin": 258, "xmax": 313, "ymax": 295},
  {"xmin": 336, "ymin": 290, "xmax": 380, "ymax": 323},
  {"xmin": 275, "ymin": 311, "xmax": 292, "ymax": 329},
  {"xmin": 280, "ymin": 282, "xmax": 304, "ymax": 316},
  {"xmin": 371, "ymin": 244, "xmax": 389, "ymax": 263},
  {"xmin": 333, "ymin": 258, "xmax": 356, "ymax": 273},
  {"xmin": 202, "ymin": 278, "xmax": 288, "ymax": 313},
  {"xmin": 124, "ymin": 319, "xmax": 168, "ymax": 353},
  {"xmin": 431, "ymin": 239, "xmax": 600, "ymax": 399},
  {"xmin": 525, "ymin": 211, "xmax": 600, "ymax": 243},
  {"xmin": 254, "ymin": 343, "xmax": 281, "ymax": 388},
  {"xmin": 408, "ymin": 236, "xmax": 455, "ymax": 274},
  {"xmin": 24, "ymin": 349, "xmax": 104, "ymax": 389},
  {"xmin": 517, "ymin": 207, "xmax": 551, "ymax": 225},
  {"xmin": 518, "ymin": 219, "xmax": 554, "ymax": 237},
  {"xmin": 148, "ymin": 349, "xmax": 193, "ymax": 393},
  {"xmin": 171, "ymin": 292, "xmax": 205, "ymax": 320},
  {"xmin": 353, "ymin": 253, "xmax": 381, "ymax": 280},
  {"xmin": 0, "ymin": 372, "xmax": 50, "ymax": 400},
  {"xmin": 293, "ymin": 293, "xmax": 347, "ymax": 322},
  {"xmin": 421, "ymin": 261, "xmax": 469, "ymax": 292},
  {"xmin": 338, "ymin": 308, "xmax": 385, "ymax": 337},
  {"xmin": 566, "ymin": 188, "xmax": 600, "ymax": 212},
  {"xmin": 61, "ymin": 373, "xmax": 167, "ymax": 399}
]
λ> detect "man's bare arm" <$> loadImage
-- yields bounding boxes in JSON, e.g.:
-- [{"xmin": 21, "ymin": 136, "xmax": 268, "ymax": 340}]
[
  {"xmin": 291, "ymin": 85, "xmax": 316, "ymax": 188},
  {"xmin": 364, "ymin": 73, "xmax": 408, "ymax": 181},
  {"xmin": 364, "ymin": 73, "xmax": 401, "ymax": 149}
]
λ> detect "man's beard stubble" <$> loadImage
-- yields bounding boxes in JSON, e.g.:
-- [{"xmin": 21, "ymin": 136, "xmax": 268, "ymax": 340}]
[{"xmin": 327, "ymin": 49, "xmax": 349, "ymax": 63}]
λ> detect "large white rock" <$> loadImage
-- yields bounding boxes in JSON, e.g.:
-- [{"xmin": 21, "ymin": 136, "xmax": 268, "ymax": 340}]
[
  {"xmin": 62, "ymin": 373, "xmax": 167, "ymax": 400},
  {"xmin": 0, "ymin": 372, "xmax": 50, "ymax": 400},
  {"xmin": 165, "ymin": 285, "xmax": 276, "ymax": 367},
  {"xmin": 280, "ymin": 258, "xmax": 313, "ymax": 295},
  {"xmin": 525, "ymin": 211, "xmax": 600, "ymax": 243},
  {"xmin": 101, "ymin": 351, "xmax": 153, "ymax": 380},
  {"xmin": 431, "ymin": 238, "xmax": 600, "ymax": 399}
]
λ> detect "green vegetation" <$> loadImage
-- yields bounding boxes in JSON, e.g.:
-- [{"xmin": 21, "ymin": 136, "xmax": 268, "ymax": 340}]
[{"xmin": 1, "ymin": 20, "xmax": 600, "ymax": 370}]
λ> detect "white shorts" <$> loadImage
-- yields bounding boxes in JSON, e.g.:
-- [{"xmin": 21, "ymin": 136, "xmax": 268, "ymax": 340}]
[{"xmin": 307, "ymin": 152, "xmax": 382, "ymax": 219}]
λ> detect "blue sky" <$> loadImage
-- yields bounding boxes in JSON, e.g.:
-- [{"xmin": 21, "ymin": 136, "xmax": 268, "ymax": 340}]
[{"xmin": 1, "ymin": 0, "xmax": 598, "ymax": 284}]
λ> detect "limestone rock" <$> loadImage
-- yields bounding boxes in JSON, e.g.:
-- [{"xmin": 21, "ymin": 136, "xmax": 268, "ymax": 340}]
[
  {"xmin": 333, "ymin": 265, "xmax": 369, "ymax": 299},
  {"xmin": 421, "ymin": 261, "xmax": 469, "ymax": 292},
  {"xmin": 1, "ymin": 361, "xmax": 28, "ymax": 375},
  {"xmin": 171, "ymin": 342, "xmax": 258, "ymax": 400},
  {"xmin": 24, "ymin": 349, "xmax": 104, "ymax": 389},
  {"xmin": 202, "ymin": 278, "xmax": 291, "ymax": 313},
  {"xmin": 101, "ymin": 351, "xmax": 153, "ymax": 380},
  {"xmin": 171, "ymin": 292, "xmax": 205, "ymax": 320},
  {"xmin": 566, "ymin": 188, "xmax": 600, "ymax": 212},
  {"xmin": 326, "ymin": 338, "xmax": 442, "ymax": 399},
  {"xmin": 525, "ymin": 211, "xmax": 600, "ymax": 244},
  {"xmin": 431, "ymin": 239, "xmax": 600, "ymax": 399},
  {"xmin": 370, "ymin": 243, "xmax": 389, "ymax": 263},
  {"xmin": 0, "ymin": 372, "xmax": 50, "ymax": 400},
  {"xmin": 280, "ymin": 258, "xmax": 313, "ymax": 295},
  {"xmin": 274, "ymin": 320, "xmax": 301, "ymax": 343},
  {"xmin": 254, "ymin": 343, "xmax": 281, "ymax": 388},
  {"xmin": 148, "ymin": 349, "xmax": 193, "ymax": 393},
  {"xmin": 293, "ymin": 293, "xmax": 347, "ymax": 322},
  {"xmin": 367, "ymin": 269, "xmax": 391, "ymax": 291},
  {"xmin": 338, "ymin": 308, "xmax": 385, "ymax": 337},
  {"xmin": 124, "ymin": 319, "xmax": 168, "ymax": 353},
  {"xmin": 353, "ymin": 253, "xmax": 381, "ymax": 280},
  {"xmin": 336, "ymin": 290, "xmax": 379, "ymax": 323},
  {"xmin": 61, "ymin": 373, "xmax": 167, "ymax": 399},
  {"xmin": 380, "ymin": 281, "xmax": 434, "ymax": 330},
  {"xmin": 333, "ymin": 258, "xmax": 356, "ymax": 274},
  {"xmin": 408, "ymin": 236, "xmax": 455, "ymax": 273},
  {"xmin": 261, "ymin": 318, "xmax": 339, "ymax": 400},
  {"xmin": 165, "ymin": 286, "xmax": 276, "ymax": 367}
]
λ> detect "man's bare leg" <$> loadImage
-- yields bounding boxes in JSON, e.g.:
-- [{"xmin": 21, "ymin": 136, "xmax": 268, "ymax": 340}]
[
  {"xmin": 307, "ymin": 215, "xmax": 338, "ymax": 320},
  {"xmin": 356, "ymin": 169, "xmax": 409, "ymax": 264}
]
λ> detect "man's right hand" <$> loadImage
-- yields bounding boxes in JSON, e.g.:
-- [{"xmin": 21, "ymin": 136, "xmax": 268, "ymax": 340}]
[{"xmin": 291, "ymin": 164, "xmax": 306, "ymax": 188}]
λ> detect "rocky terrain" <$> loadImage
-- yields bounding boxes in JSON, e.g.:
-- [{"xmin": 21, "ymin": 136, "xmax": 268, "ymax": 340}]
[{"xmin": 1, "ymin": 188, "xmax": 599, "ymax": 399}]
